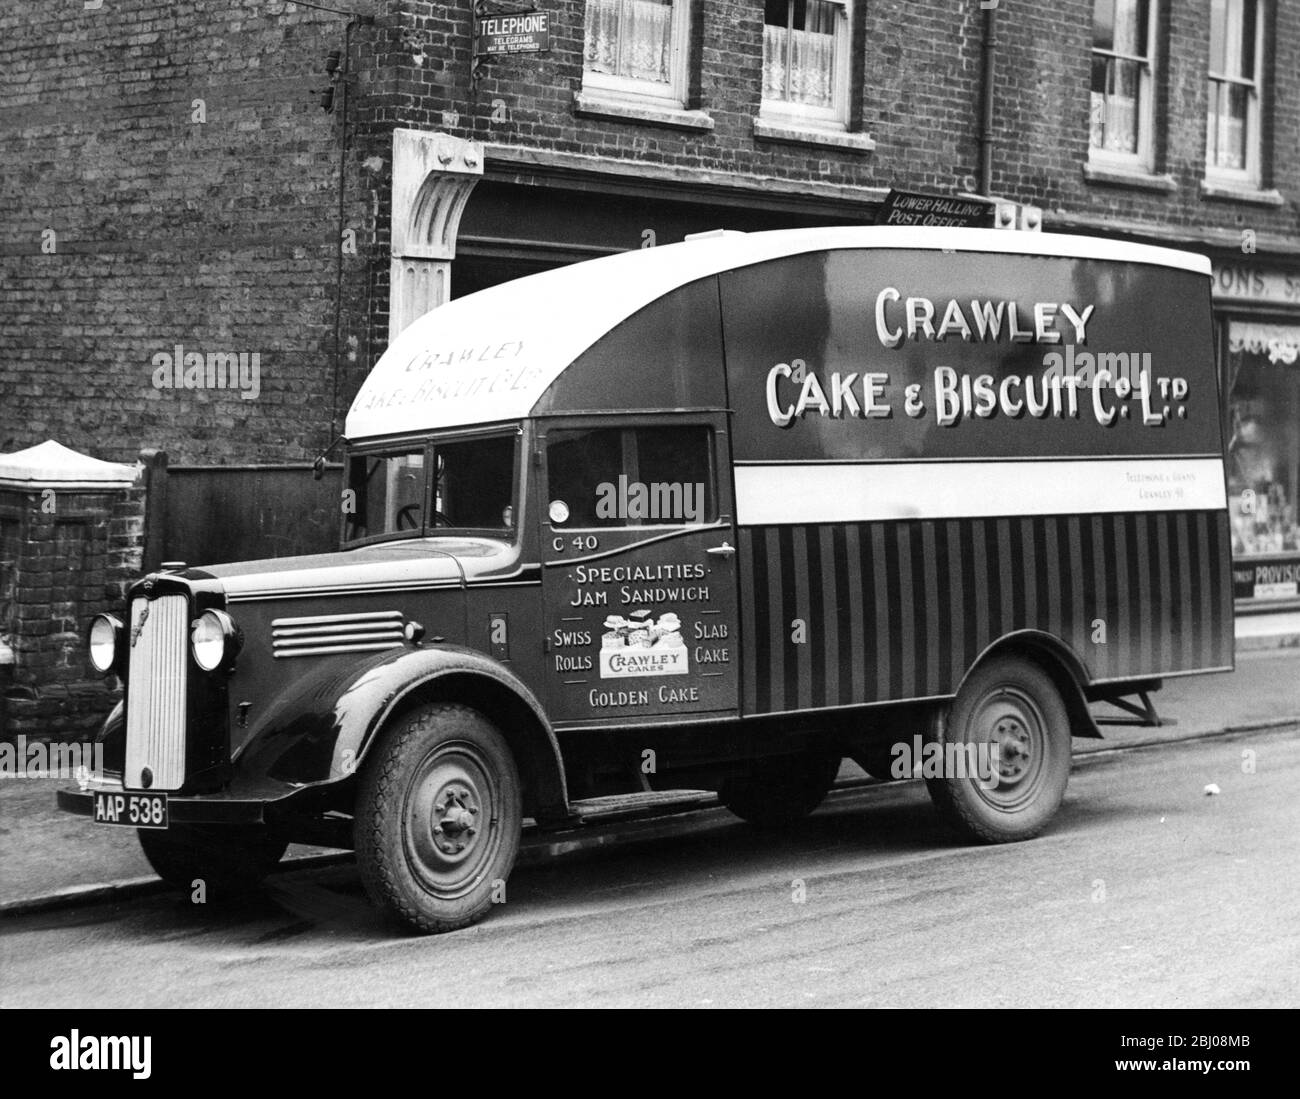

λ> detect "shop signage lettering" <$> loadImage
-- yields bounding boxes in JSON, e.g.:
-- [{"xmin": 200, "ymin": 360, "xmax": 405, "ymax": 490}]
[
  {"xmin": 1211, "ymin": 264, "xmax": 1300, "ymax": 305},
  {"xmin": 876, "ymin": 190, "xmax": 993, "ymax": 228},
  {"xmin": 1234, "ymin": 559, "xmax": 1300, "ymax": 601}
]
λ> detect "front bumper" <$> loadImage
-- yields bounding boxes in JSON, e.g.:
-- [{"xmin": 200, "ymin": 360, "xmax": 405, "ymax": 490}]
[{"xmin": 59, "ymin": 784, "xmax": 272, "ymax": 825}]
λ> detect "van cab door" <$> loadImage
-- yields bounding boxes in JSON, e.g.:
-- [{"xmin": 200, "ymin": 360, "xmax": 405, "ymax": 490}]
[{"xmin": 538, "ymin": 414, "xmax": 739, "ymax": 725}]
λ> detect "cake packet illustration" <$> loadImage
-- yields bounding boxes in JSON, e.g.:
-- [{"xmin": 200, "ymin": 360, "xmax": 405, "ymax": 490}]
[{"xmin": 598, "ymin": 608, "xmax": 689, "ymax": 678}]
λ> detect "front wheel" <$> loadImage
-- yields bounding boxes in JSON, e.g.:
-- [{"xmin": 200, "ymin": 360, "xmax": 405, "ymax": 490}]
[
  {"xmin": 354, "ymin": 703, "xmax": 522, "ymax": 934},
  {"xmin": 925, "ymin": 656, "xmax": 1071, "ymax": 843}
]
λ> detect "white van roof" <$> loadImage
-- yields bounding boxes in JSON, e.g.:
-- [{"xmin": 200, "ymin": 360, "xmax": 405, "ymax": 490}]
[{"xmin": 345, "ymin": 226, "xmax": 1211, "ymax": 440}]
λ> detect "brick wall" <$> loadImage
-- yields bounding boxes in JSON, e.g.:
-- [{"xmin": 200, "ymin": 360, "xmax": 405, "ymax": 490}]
[
  {"xmin": 0, "ymin": 485, "xmax": 144, "ymax": 742},
  {"xmin": 0, "ymin": 0, "xmax": 380, "ymax": 467}
]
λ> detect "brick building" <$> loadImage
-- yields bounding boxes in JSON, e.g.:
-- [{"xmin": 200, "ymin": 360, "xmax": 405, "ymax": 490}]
[{"xmin": 2, "ymin": 0, "xmax": 1299, "ymax": 624}]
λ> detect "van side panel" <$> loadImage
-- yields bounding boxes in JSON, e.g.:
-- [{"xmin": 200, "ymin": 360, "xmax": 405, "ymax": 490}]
[
  {"xmin": 719, "ymin": 247, "xmax": 1232, "ymax": 714},
  {"xmin": 721, "ymin": 249, "xmax": 1222, "ymax": 461},
  {"xmin": 737, "ymin": 512, "xmax": 1233, "ymax": 715},
  {"xmin": 532, "ymin": 276, "xmax": 726, "ymax": 415}
]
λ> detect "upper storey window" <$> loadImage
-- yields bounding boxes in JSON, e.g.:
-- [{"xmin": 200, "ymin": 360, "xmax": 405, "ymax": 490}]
[
  {"xmin": 761, "ymin": 0, "xmax": 852, "ymax": 129},
  {"xmin": 1089, "ymin": 0, "xmax": 1158, "ymax": 170},
  {"xmin": 583, "ymin": 0, "xmax": 691, "ymax": 105},
  {"xmin": 1207, "ymin": 0, "xmax": 1265, "ymax": 185}
]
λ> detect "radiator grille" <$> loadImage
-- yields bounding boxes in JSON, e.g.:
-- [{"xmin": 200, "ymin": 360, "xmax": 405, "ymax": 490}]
[
  {"xmin": 272, "ymin": 610, "xmax": 407, "ymax": 658},
  {"xmin": 123, "ymin": 595, "xmax": 189, "ymax": 791}
]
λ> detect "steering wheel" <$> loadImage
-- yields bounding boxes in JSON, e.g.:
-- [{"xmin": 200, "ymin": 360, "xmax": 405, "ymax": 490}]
[{"xmin": 395, "ymin": 504, "xmax": 421, "ymax": 530}]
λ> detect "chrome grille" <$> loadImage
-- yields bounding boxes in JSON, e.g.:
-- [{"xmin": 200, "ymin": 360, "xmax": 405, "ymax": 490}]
[
  {"xmin": 124, "ymin": 595, "xmax": 189, "ymax": 791},
  {"xmin": 272, "ymin": 611, "xmax": 407, "ymax": 658}
]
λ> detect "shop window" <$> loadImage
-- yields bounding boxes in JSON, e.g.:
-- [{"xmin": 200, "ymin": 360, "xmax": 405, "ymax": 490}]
[
  {"xmin": 1225, "ymin": 321, "xmax": 1300, "ymax": 556},
  {"xmin": 1206, "ymin": 0, "xmax": 1265, "ymax": 186},
  {"xmin": 546, "ymin": 425, "xmax": 715, "ymax": 528},
  {"xmin": 583, "ymin": 0, "xmax": 691, "ymax": 106},
  {"xmin": 1089, "ymin": 0, "xmax": 1158, "ymax": 170},
  {"xmin": 761, "ymin": 0, "xmax": 852, "ymax": 129}
]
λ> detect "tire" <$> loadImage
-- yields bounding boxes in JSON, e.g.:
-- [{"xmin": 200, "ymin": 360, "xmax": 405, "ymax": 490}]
[
  {"xmin": 719, "ymin": 752, "xmax": 841, "ymax": 828},
  {"xmin": 925, "ymin": 655, "xmax": 1071, "ymax": 844},
  {"xmin": 137, "ymin": 824, "xmax": 287, "ymax": 898},
  {"xmin": 354, "ymin": 703, "xmax": 522, "ymax": 934}
]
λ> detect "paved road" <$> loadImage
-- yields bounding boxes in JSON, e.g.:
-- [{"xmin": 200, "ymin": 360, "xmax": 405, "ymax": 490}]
[{"xmin": 2, "ymin": 723, "xmax": 1297, "ymax": 1008}]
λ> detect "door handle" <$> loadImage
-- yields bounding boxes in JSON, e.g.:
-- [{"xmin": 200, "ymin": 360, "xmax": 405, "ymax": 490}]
[{"xmin": 706, "ymin": 542, "xmax": 736, "ymax": 557}]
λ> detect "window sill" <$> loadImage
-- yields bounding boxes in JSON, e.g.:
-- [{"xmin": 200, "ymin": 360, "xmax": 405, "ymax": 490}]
[
  {"xmin": 573, "ymin": 91, "xmax": 714, "ymax": 132},
  {"xmin": 1082, "ymin": 162, "xmax": 1177, "ymax": 192},
  {"xmin": 753, "ymin": 118, "xmax": 876, "ymax": 154},
  {"xmin": 1199, "ymin": 179, "xmax": 1284, "ymax": 206}
]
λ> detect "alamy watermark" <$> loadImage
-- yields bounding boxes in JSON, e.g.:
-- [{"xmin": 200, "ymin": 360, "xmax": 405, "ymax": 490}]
[
  {"xmin": 889, "ymin": 734, "xmax": 1001, "ymax": 788},
  {"xmin": 151, "ymin": 344, "xmax": 261, "ymax": 400},
  {"xmin": 595, "ymin": 476, "xmax": 705, "ymax": 523},
  {"xmin": 50, "ymin": 1031, "xmax": 151, "ymax": 1080},
  {"xmin": 0, "ymin": 735, "xmax": 103, "ymax": 780},
  {"xmin": 1041, "ymin": 344, "xmax": 1154, "ymax": 389}
]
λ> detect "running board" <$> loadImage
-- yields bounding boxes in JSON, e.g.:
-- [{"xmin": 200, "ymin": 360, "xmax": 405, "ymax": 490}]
[{"xmin": 566, "ymin": 789, "xmax": 718, "ymax": 826}]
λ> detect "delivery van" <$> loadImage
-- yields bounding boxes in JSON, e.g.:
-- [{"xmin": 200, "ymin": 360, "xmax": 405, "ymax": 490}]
[{"xmin": 64, "ymin": 225, "xmax": 1234, "ymax": 933}]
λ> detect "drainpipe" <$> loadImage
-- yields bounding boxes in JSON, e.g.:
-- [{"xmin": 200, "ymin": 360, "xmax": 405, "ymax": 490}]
[
  {"xmin": 331, "ymin": 17, "xmax": 361, "ymax": 441},
  {"xmin": 977, "ymin": 2, "xmax": 998, "ymax": 196}
]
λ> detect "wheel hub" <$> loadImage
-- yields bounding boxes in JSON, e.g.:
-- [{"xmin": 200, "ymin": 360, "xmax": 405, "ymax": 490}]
[
  {"xmin": 430, "ymin": 784, "xmax": 479, "ymax": 856},
  {"xmin": 401, "ymin": 742, "xmax": 503, "ymax": 900},
  {"xmin": 993, "ymin": 716, "xmax": 1032, "ymax": 782},
  {"xmin": 966, "ymin": 686, "xmax": 1049, "ymax": 811}
]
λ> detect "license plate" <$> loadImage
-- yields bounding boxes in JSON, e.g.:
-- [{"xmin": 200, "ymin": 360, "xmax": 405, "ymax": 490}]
[{"xmin": 92, "ymin": 791, "xmax": 169, "ymax": 829}]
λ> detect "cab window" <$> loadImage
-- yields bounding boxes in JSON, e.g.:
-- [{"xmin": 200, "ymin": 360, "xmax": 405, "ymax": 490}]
[
  {"xmin": 346, "ymin": 449, "xmax": 425, "ymax": 541},
  {"xmin": 546, "ymin": 425, "xmax": 715, "ymax": 527},
  {"xmin": 345, "ymin": 433, "xmax": 518, "ymax": 543},
  {"xmin": 433, "ymin": 435, "xmax": 516, "ymax": 529}
]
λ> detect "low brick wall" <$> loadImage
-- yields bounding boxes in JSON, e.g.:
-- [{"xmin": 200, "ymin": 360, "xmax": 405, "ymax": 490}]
[{"xmin": 0, "ymin": 485, "xmax": 144, "ymax": 744}]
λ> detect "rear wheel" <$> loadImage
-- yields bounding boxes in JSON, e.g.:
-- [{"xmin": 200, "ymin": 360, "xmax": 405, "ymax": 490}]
[
  {"xmin": 925, "ymin": 655, "xmax": 1071, "ymax": 843},
  {"xmin": 354, "ymin": 703, "xmax": 522, "ymax": 934},
  {"xmin": 719, "ymin": 752, "xmax": 841, "ymax": 828},
  {"xmin": 138, "ymin": 824, "xmax": 287, "ymax": 898}
]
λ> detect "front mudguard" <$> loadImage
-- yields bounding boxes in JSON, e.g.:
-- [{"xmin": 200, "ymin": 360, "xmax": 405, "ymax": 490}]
[
  {"xmin": 234, "ymin": 642, "xmax": 569, "ymax": 820},
  {"xmin": 91, "ymin": 699, "xmax": 126, "ymax": 775}
]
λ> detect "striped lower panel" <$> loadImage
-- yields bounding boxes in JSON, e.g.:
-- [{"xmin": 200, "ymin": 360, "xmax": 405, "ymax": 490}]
[{"xmin": 738, "ymin": 510, "xmax": 1233, "ymax": 716}]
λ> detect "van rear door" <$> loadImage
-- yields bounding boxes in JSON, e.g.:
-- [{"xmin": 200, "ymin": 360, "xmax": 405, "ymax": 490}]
[{"xmin": 537, "ymin": 413, "xmax": 740, "ymax": 725}]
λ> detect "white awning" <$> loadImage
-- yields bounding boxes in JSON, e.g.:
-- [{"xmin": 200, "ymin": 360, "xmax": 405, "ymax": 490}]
[{"xmin": 0, "ymin": 440, "xmax": 138, "ymax": 489}]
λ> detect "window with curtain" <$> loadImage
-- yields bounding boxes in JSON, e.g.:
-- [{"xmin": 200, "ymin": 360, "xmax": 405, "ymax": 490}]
[
  {"xmin": 1207, "ymin": 0, "xmax": 1264, "ymax": 184},
  {"xmin": 1226, "ymin": 321, "xmax": 1300, "ymax": 558},
  {"xmin": 761, "ymin": 0, "xmax": 850, "ymax": 125},
  {"xmin": 583, "ymin": 0, "xmax": 687, "ymax": 103},
  {"xmin": 1089, "ymin": 0, "xmax": 1156, "ymax": 166}
]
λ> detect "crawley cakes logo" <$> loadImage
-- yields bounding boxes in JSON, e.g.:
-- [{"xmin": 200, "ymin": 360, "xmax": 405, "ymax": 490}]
[{"xmin": 599, "ymin": 610, "xmax": 688, "ymax": 678}]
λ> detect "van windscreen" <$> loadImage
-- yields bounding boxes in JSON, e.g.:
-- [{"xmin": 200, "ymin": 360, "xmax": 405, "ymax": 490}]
[{"xmin": 344, "ymin": 433, "xmax": 517, "ymax": 543}]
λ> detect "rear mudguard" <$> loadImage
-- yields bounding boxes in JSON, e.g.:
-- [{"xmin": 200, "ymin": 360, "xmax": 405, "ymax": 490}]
[{"xmin": 234, "ymin": 642, "xmax": 569, "ymax": 820}]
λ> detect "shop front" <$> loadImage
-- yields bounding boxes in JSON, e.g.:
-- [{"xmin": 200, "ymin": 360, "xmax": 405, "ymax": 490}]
[{"xmin": 1211, "ymin": 259, "xmax": 1300, "ymax": 614}]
